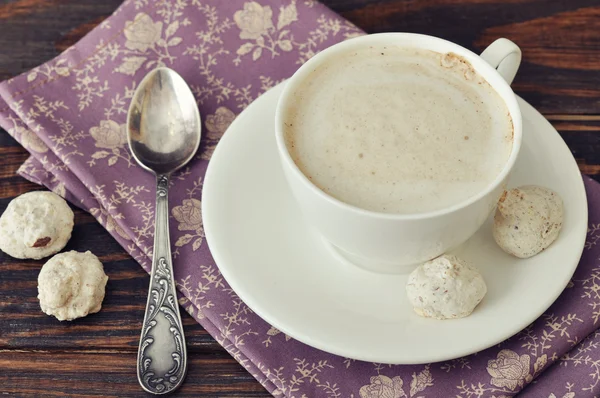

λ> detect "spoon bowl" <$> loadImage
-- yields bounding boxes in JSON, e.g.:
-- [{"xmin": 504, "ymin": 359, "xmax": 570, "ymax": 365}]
[{"xmin": 128, "ymin": 67, "xmax": 201, "ymax": 175}]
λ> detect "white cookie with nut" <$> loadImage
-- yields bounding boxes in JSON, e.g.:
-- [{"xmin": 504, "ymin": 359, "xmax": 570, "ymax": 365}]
[
  {"xmin": 406, "ymin": 254, "xmax": 487, "ymax": 320},
  {"xmin": 38, "ymin": 250, "xmax": 108, "ymax": 321},
  {"xmin": 493, "ymin": 185, "xmax": 563, "ymax": 258},
  {"xmin": 0, "ymin": 191, "xmax": 74, "ymax": 259}
]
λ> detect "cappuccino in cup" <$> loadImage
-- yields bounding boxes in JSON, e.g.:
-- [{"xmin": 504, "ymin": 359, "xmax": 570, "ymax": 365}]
[{"xmin": 283, "ymin": 45, "xmax": 514, "ymax": 214}]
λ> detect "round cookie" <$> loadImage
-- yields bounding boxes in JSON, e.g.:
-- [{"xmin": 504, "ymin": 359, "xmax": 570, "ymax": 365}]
[
  {"xmin": 406, "ymin": 254, "xmax": 487, "ymax": 320},
  {"xmin": 38, "ymin": 250, "xmax": 108, "ymax": 321},
  {"xmin": 493, "ymin": 185, "xmax": 563, "ymax": 258},
  {"xmin": 0, "ymin": 191, "xmax": 74, "ymax": 259}
]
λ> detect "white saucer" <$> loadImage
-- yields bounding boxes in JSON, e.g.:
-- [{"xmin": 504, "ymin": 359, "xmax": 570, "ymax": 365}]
[{"xmin": 202, "ymin": 83, "xmax": 587, "ymax": 364}]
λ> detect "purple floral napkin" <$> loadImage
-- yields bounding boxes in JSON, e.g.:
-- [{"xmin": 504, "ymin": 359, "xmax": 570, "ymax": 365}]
[{"xmin": 1, "ymin": 1, "xmax": 599, "ymax": 396}]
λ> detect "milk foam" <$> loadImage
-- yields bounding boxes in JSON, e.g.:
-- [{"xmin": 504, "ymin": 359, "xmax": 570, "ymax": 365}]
[{"xmin": 284, "ymin": 46, "xmax": 514, "ymax": 214}]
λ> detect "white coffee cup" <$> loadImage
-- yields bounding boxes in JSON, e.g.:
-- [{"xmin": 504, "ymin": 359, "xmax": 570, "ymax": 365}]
[{"xmin": 275, "ymin": 33, "xmax": 522, "ymax": 273}]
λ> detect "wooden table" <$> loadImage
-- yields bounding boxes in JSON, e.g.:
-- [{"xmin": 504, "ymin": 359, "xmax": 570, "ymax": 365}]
[{"xmin": 1, "ymin": 0, "xmax": 599, "ymax": 396}]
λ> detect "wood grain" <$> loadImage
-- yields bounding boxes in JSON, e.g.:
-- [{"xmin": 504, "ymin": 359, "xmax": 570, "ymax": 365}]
[
  {"xmin": 0, "ymin": 0, "xmax": 62, "ymax": 19},
  {"xmin": 1, "ymin": 351, "xmax": 268, "ymax": 397},
  {"xmin": 0, "ymin": 0, "xmax": 599, "ymax": 396}
]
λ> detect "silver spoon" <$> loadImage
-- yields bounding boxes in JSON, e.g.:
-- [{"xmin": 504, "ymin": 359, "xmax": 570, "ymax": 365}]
[{"xmin": 127, "ymin": 67, "xmax": 201, "ymax": 394}]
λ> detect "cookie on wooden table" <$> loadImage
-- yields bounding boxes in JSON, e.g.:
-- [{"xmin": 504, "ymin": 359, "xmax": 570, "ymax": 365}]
[
  {"xmin": 493, "ymin": 185, "xmax": 563, "ymax": 258},
  {"xmin": 406, "ymin": 254, "xmax": 487, "ymax": 320},
  {"xmin": 0, "ymin": 191, "xmax": 74, "ymax": 259},
  {"xmin": 38, "ymin": 250, "xmax": 108, "ymax": 321}
]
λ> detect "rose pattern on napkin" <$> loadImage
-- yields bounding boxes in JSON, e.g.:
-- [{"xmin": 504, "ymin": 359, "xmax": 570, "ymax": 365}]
[
  {"xmin": 487, "ymin": 350, "xmax": 533, "ymax": 391},
  {"xmin": 0, "ymin": 0, "xmax": 599, "ymax": 397}
]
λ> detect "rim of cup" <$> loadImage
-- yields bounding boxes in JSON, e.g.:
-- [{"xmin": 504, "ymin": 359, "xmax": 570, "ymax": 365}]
[{"xmin": 275, "ymin": 32, "xmax": 523, "ymax": 221}]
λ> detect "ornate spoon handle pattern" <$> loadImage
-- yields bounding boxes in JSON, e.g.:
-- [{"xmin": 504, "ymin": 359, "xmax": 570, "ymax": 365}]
[{"xmin": 137, "ymin": 174, "xmax": 187, "ymax": 394}]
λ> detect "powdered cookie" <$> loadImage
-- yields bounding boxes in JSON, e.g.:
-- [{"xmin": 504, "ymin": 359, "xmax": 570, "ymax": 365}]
[
  {"xmin": 0, "ymin": 191, "xmax": 74, "ymax": 259},
  {"xmin": 493, "ymin": 185, "xmax": 563, "ymax": 258},
  {"xmin": 406, "ymin": 254, "xmax": 487, "ymax": 320},
  {"xmin": 38, "ymin": 250, "xmax": 108, "ymax": 321}
]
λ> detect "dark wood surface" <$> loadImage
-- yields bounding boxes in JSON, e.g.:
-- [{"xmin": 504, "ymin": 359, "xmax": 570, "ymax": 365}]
[{"xmin": 1, "ymin": 0, "xmax": 599, "ymax": 396}]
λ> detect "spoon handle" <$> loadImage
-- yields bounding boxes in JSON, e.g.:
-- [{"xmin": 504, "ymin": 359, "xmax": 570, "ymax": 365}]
[{"xmin": 137, "ymin": 174, "xmax": 187, "ymax": 394}]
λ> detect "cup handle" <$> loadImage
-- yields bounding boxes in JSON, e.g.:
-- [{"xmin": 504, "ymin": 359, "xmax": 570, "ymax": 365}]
[{"xmin": 479, "ymin": 38, "xmax": 522, "ymax": 85}]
